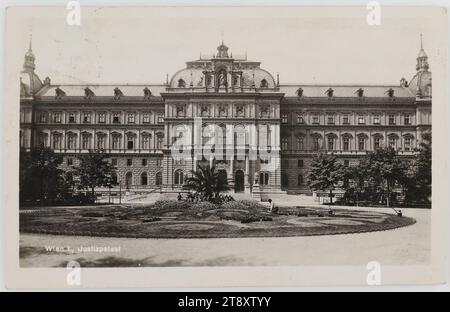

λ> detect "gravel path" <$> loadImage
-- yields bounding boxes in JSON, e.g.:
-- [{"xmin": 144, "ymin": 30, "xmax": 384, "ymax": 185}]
[{"xmin": 19, "ymin": 208, "xmax": 430, "ymax": 268}]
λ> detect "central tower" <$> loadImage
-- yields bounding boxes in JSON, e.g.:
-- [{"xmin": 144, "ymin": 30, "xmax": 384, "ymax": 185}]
[{"xmin": 160, "ymin": 43, "xmax": 284, "ymax": 194}]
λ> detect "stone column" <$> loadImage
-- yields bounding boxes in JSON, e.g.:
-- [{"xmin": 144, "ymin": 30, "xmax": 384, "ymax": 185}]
[{"xmin": 244, "ymin": 154, "xmax": 250, "ymax": 193}]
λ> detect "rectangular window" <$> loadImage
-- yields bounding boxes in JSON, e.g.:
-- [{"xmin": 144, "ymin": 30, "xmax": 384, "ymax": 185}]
[
  {"xmin": 296, "ymin": 114, "xmax": 304, "ymax": 124},
  {"xmin": 127, "ymin": 159, "xmax": 133, "ymax": 166},
  {"xmin": 98, "ymin": 113, "xmax": 106, "ymax": 123},
  {"xmin": 260, "ymin": 158, "xmax": 269, "ymax": 165},
  {"xmin": 313, "ymin": 137, "xmax": 320, "ymax": 151},
  {"xmin": 68, "ymin": 113, "xmax": 76, "ymax": 123},
  {"xmin": 127, "ymin": 137, "xmax": 134, "ymax": 150},
  {"xmin": 298, "ymin": 159, "xmax": 303, "ymax": 168},
  {"xmin": 388, "ymin": 114, "xmax": 396, "ymax": 125},
  {"xmin": 83, "ymin": 113, "xmax": 91, "ymax": 123},
  {"xmin": 374, "ymin": 137, "xmax": 381, "ymax": 150},
  {"xmin": 342, "ymin": 115, "xmax": 350, "ymax": 125},
  {"xmin": 327, "ymin": 115, "xmax": 335, "ymax": 125},
  {"xmin": 67, "ymin": 158, "xmax": 73, "ymax": 166},
  {"xmin": 113, "ymin": 113, "xmax": 121, "ymax": 124},
  {"xmin": 156, "ymin": 135, "xmax": 163, "ymax": 149},
  {"xmin": 111, "ymin": 158, "xmax": 118, "ymax": 167},
  {"xmin": 281, "ymin": 138, "xmax": 288, "ymax": 151},
  {"xmin": 296, "ymin": 137, "xmax": 304, "ymax": 150},
  {"xmin": 281, "ymin": 114, "xmax": 288, "ymax": 124},
  {"xmin": 82, "ymin": 135, "xmax": 90, "ymax": 149},
  {"xmin": 358, "ymin": 115, "xmax": 365, "ymax": 124},
  {"xmin": 127, "ymin": 113, "xmax": 135, "ymax": 124},
  {"xmin": 328, "ymin": 137, "xmax": 334, "ymax": 150},
  {"xmin": 97, "ymin": 135, "xmax": 105, "ymax": 149},
  {"xmin": 281, "ymin": 159, "xmax": 289, "ymax": 168},
  {"xmin": 312, "ymin": 115, "xmax": 319, "ymax": 124},
  {"xmin": 358, "ymin": 137, "xmax": 365, "ymax": 151},
  {"xmin": 373, "ymin": 114, "xmax": 380, "ymax": 125},
  {"xmin": 157, "ymin": 113, "xmax": 164, "ymax": 123},
  {"xmin": 112, "ymin": 136, "xmax": 121, "ymax": 149},
  {"xmin": 142, "ymin": 159, "xmax": 148, "ymax": 166},
  {"xmin": 156, "ymin": 159, "xmax": 162, "ymax": 167},
  {"xmin": 141, "ymin": 136, "xmax": 150, "ymax": 149},
  {"xmin": 343, "ymin": 137, "xmax": 350, "ymax": 151},
  {"xmin": 39, "ymin": 113, "xmax": 47, "ymax": 123},
  {"xmin": 404, "ymin": 114, "xmax": 411, "ymax": 125},
  {"xmin": 389, "ymin": 138, "xmax": 396, "ymax": 149},
  {"xmin": 143, "ymin": 113, "xmax": 150, "ymax": 124},
  {"xmin": 53, "ymin": 113, "xmax": 61, "ymax": 123},
  {"xmin": 404, "ymin": 138, "xmax": 411, "ymax": 151}
]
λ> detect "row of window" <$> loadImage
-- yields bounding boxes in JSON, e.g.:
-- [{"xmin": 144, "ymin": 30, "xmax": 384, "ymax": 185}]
[
  {"xmin": 43, "ymin": 133, "xmax": 164, "ymax": 150},
  {"xmin": 118, "ymin": 172, "xmax": 163, "ymax": 188},
  {"xmin": 281, "ymin": 135, "xmax": 413, "ymax": 151},
  {"xmin": 281, "ymin": 113, "xmax": 412, "ymax": 126},
  {"xmin": 37, "ymin": 111, "xmax": 164, "ymax": 125},
  {"xmin": 66, "ymin": 157, "xmax": 163, "ymax": 168}
]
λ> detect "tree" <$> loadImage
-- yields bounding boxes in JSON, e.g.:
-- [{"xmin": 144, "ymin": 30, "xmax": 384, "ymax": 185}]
[
  {"xmin": 307, "ymin": 153, "xmax": 344, "ymax": 205},
  {"xmin": 74, "ymin": 150, "xmax": 115, "ymax": 202},
  {"xmin": 405, "ymin": 132, "xmax": 432, "ymax": 204},
  {"xmin": 363, "ymin": 147, "xmax": 408, "ymax": 207},
  {"xmin": 341, "ymin": 161, "xmax": 370, "ymax": 206},
  {"xmin": 183, "ymin": 164, "xmax": 229, "ymax": 201},
  {"xmin": 19, "ymin": 146, "xmax": 67, "ymax": 205}
]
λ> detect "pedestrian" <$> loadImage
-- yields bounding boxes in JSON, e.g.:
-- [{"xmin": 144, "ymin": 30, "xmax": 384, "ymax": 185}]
[
  {"xmin": 268, "ymin": 198, "xmax": 274, "ymax": 213},
  {"xmin": 177, "ymin": 192, "xmax": 182, "ymax": 201}
]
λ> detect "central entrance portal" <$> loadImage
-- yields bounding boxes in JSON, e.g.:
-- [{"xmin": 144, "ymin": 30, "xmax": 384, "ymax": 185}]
[{"xmin": 234, "ymin": 170, "xmax": 244, "ymax": 192}]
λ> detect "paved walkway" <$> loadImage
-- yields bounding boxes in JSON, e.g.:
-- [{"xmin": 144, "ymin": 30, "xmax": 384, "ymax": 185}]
[{"xmin": 20, "ymin": 207, "xmax": 430, "ymax": 267}]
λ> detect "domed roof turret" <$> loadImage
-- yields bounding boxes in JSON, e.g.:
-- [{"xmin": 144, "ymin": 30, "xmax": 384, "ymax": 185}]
[{"xmin": 20, "ymin": 38, "xmax": 44, "ymax": 97}]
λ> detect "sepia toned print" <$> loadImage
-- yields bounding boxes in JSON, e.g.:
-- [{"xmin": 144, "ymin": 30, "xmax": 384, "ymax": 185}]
[{"xmin": 4, "ymin": 5, "xmax": 447, "ymax": 288}]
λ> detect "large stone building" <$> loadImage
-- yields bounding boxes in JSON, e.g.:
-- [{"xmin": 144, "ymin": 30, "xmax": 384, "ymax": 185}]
[{"xmin": 19, "ymin": 39, "xmax": 432, "ymax": 195}]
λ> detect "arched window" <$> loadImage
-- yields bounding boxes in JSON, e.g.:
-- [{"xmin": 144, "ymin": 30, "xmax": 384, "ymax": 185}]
[
  {"xmin": 298, "ymin": 174, "xmax": 304, "ymax": 186},
  {"xmin": 96, "ymin": 133, "xmax": 106, "ymax": 150},
  {"xmin": 125, "ymin": 172, "xmax": 133, "ymax": 189},
  {"xmin": 81, "ymin": 133, "xmax": 91, "ymax": 150},
  {"xmin": 111, "ymin": 173, "xmax": 118, "ymax": 185},
  {"xmin": 174, "ymin": 170, "xmax": 184, "ymax": 185},
  {"xmin": 260, "ymin": 79, "xmax": 268, "ymax": 88},
  {"xmin": 327, "ymin": 136, "xmax": 334, "ymax": 151},
  {"xmin": 178, "ymin": 79, "xmax": 186, "ymax": 88},
  {"xmin": 112, "ymin": 133, "xmax": 121, "ymax": 149},
  {"xmin": 141, "ymin": 134, "xmax": 151, "ymax": 150},
  {"xmin": 281, "ymin": 174, "xmax": 289, "ymax": 187},
  {"xmin": 141, "ymin": 172, "xmax": 148, "ymax": 185},
  {"xmin": 155, "ymin": 172, "xmax": 162, "ymax": 186},
  {"xmin": 67, "ymin": 133, "xmax": 77, "ymax": 150},
  {"xmin": 52, "ymin": 132, "xmax": 62, "ymax": 149}
]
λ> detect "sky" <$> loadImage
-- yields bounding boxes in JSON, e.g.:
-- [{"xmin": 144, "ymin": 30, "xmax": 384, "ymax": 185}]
[{"xmin": 10, "ymin": 6, "xmax": 444, "ymax": 86}]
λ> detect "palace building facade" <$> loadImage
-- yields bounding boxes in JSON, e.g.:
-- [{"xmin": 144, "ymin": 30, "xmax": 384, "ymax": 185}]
[{"xmin": 19, "ymin": 40, "xmax": 432, "ymax": 195}]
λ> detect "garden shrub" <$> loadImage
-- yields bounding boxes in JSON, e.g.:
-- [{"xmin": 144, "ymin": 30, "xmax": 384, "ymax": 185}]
[
  {"xmin": 238, "ymin": 199, "xmax": 266, "ymax": 211},
  {"xmin": 152, "ymin": 199, "xmax": 190, "ymax": 211},
  {"xmin": 191, "ymin": 201, "xmax": 218, "ymax": 211},
  {"xmin": 220, "ymin": 201, "xmax": 248, "ymax": 211}
]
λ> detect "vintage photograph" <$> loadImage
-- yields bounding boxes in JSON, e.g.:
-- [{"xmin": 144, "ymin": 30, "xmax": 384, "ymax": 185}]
[{"xmin": 4, "ymin": 4, "xmax": 447, "ymax": 287}]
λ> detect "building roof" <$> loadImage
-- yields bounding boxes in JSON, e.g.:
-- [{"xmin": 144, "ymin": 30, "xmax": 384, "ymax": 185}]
[
  {"xmin": 35, "ymin": 84, "xmax": 167, "ymax": 98},
  {"xmin": 279, "ymin": 84, "xmax": 415, "ymax": 98}
]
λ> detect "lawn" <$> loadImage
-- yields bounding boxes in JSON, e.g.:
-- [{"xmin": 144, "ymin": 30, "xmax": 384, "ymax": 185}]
[{"xmin": 19, "ymin": 199, "xmax": 416, "ymax": 238}]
